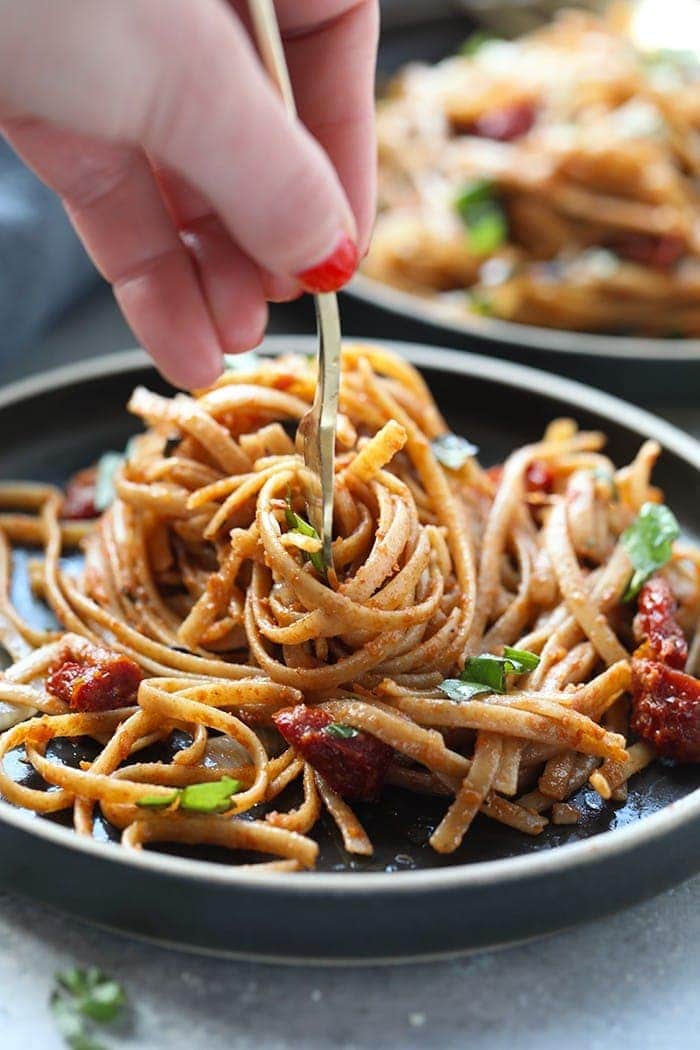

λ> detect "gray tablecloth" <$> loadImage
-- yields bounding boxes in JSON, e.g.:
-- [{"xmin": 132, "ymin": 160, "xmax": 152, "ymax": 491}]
[{"xmin": 2, "ymin": 874, "xmax": 699, "ymax": 1049}]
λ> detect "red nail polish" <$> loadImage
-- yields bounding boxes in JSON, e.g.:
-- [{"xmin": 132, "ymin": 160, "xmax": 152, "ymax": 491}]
[{"xmin": 296, "ymin": 233, "xmax": 359, "ymax": 293}]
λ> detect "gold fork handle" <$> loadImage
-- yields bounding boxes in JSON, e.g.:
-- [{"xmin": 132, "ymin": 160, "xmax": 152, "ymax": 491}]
[
  {"xmin": 247, "ymin": 0, "xmax": 296, "ymax": 115},
  {"xmin": 247, "ymin": 0, "xmax": 340, "ymax": 570},
  {"xmin": 312, "ymin": 293, "xmax": 341, "ymax": 567}
]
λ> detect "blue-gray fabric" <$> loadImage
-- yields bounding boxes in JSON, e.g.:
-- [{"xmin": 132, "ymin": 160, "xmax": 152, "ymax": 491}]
[{"xmin": 0, "ymin": 141, "xmax": 99, "ymax": 359}]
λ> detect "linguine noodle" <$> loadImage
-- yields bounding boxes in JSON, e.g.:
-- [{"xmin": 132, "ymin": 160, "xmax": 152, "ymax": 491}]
[{"xmin": 0, "ymin": 344, "xmax": 697, "ymax": 871}]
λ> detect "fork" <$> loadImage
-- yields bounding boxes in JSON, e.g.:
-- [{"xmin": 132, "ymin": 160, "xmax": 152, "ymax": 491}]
[{"xmin": 248, "ymin": 0, "xmax": 341, "ymax": 572}]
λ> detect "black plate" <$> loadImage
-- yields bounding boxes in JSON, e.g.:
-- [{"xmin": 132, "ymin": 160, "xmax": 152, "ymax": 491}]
[
  {"xmin": 341, "ymin": 12, "xmax": 700, "ymax": 400},
  {"xmin": 0, "ymin": 338, "xmax": 699, "ymax": 961}
]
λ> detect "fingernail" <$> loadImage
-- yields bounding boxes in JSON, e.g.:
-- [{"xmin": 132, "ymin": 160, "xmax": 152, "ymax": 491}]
[{"xmin": 295, "ymin": 233, "xmax": 359, "ymax": 294}]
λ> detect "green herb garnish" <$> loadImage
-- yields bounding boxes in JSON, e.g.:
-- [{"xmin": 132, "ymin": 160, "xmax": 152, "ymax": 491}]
[
  {"xmin": 455, "ymin": 178, "xmax": 495, "ymax": 217},
  {"xmin": 180, "ymin": 776, "xmax": 241, "ymax": 813},
  {"xmin": 431, "ymin": 433, "xmax": 479, "ymax": 470},
  {"xmin": 136, "ymin": 776, "xmax": 241, "ymax": 814},
  {"xmin": 455, "ymin": 178, "xmax": 507, "ymax": 256},
  {"xmin": 223, "ymin": 350, "xmax": 262, "ymax": 372},
  {"xmin": 325, "ymin": 723, "xmax": 359, "ymax": 739},
  {"xmin": 467, "ymin": 207, "xmax": 507, "ymax": 255},
  {"xmin": 135, "ymin": 789, "xmax": 179, "ymax": 809},
  {"xmin": 621, "ymin": 501, "xmax": 680, "ymax": 601},
  {"xmin": 502, "ymin": 646, "xmax": 541, "ymax": 671},
  {"xmin": 468, "ymin": 290, "xmax": 495, "ymax": 316},
  {"xmin": 439, "ymin": 679, "xmax": 492, "ymax": 703},
  {"xmin": 462, "ymin": 654, "xmax": 510, "ymax": 692},
  {"xmin": 459, "ymin": 31, "xmax": 497, "ymax": 57},
  {"xmin": 285, "ymin": 500, "xmax": 326, "ymax": 575},
  {"xmin": 440, "ymin": 646, "xmax": 541, "ymax": 701},
  {"xmin": 51, "ymin": 968, "xmax": 126, "ymax": 1049},
  {"xmin": 462, "ymin": 647, "xmax": 540, "ymax": 693}
]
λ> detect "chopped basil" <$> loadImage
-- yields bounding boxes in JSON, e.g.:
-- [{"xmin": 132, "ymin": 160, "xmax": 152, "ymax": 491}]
[
  {"xmin": 439, "ymin": 679, "xmax": 492, "ymax": 702},
  {"xmin": 285, "ymin": 506, "xmax": 315, "ymax": 537},
  {"xmin": 468, "ymin": 290, "xmax": 495, "ymax": 316},
  {"xmin": 431, "ymin": 433, "xmax": 479, "ymax": 470},
  {"xmin": 455, "ymin": 178, "xmax": 494, "ymax": 216},
  {"xmin": 462, "ymin": 647, "xmax": 541, "ymax": 691},
  {"xmin": 50, "ymin": 993, "xmax": 87, "ymax": 1049},
  {"xmin": 467, "ymin": 207, "xmax": 508, "ymax": 255},
  {"xmin": 93, "ymin": 451, "xmax": 124, "ymax": 513},
  {"xmin": 459, "ymin": 31, "xmax": 497, "ymax": 57},
  {"xmin": 502, "ymin": 646, "xmax": 541, "ymax": 672},
  {"xmin": 622, "ymin": 501, "xmax": 680, "ymax": 601},
  {"xmin": 455, "ymin": 179, "xmax": 508, "ymax": 256},
  {"xmin": 51, "ymin": 967, "xmax": 126, "ymax": 1049},
  {"xmin": 462, "ymin": 653, "xmax": 510, "ymax": 693},
  {"xmin": 223, "ymin": 350, "xmax": 262, "ymax": 372},
  {"xmin": 285, "ymin": 501, "xmax": 326, "ymax": 575},
  {"xmin": 180, "ymin": 776, "xmax": 241, "ymax": 813},
  {"xmin": 136, "ymin": 776, "xmax": 241, "ymax": 814},
  {"xmin": 135, "ymin": 789, "xmax": 179, "ymax": 809},
  {"xmin": 325, "ymin": 723, "xmax": 359, "ymax": 739},
  {"xmin": 442, "ymin": 646, "xmax": 541, "ymax": 700}
]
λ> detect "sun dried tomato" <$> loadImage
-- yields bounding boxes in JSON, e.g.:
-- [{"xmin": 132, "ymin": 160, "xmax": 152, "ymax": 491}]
[
  {"xmin": 272, "ymin": 704, "xmax": 392, "ymax": 800},
  {"xmin": 631, "ymin": 658, "xmax": 700, "ymax": 763},
  {"xmin": 47, "ymin": 647, "xmax": 142, "ymax": 712},
  {"xmin": 526, "ymin": 460, "xmax": 555, "ymax": 493},
  {"xmin": 487, "ymin": 461, "xmax": 553, "ymax": 493},
  {"xmin": 271, "ymin": 373, "xmax": 297, "ymax": 391},
  {"xmin": 61, "ymin": 466, "xmax": 99, "ymax": 519},
  {"xmin": 634, "ymin": 576, "xmax": 688, "ymax": 670},
  {"xmin": 609, "ymin": 233, "xmax": 685, "ymax": 271},
  {"xmin": 470, "ymin": 101, "xmax": 537, "ymax": 142}
]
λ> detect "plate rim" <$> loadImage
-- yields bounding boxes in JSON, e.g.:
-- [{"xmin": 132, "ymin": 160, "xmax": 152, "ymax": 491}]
[
  {"xmin": 348, "ymin": 273, "xmax": 700, "ymax": 362},
  {"xmin": 1, "ymin": 335, "xmax": 699, "ymax": 896}
]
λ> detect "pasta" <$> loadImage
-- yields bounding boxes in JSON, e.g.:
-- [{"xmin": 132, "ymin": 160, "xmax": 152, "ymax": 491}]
[
  {"xmin": 364, "ymin": 7, "xmax": 700, "ymax": 336},
  {"xmin": 0, "ymin": 344, "xmax": 698, "ymax": 871}
]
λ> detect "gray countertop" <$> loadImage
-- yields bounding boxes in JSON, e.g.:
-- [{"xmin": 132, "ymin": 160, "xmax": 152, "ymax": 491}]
[{"xmin": 1, "ymin": 285, "xmax": 698, "ymax": 1050}]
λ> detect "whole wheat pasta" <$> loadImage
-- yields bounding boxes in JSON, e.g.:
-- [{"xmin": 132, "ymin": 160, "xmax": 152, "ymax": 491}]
[{"xmin": 0, "ymin": 345, "xmax": 696, "ymax": 867}]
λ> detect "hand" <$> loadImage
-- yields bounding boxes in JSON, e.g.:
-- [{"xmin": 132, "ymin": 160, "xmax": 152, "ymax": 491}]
[{"xmin": 0, "ymin": 1, "xmax": 378, "ymax": 387}]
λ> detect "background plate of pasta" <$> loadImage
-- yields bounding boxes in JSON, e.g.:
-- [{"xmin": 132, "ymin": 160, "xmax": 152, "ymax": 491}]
[
  {"xmin": 355, "ymin": 4, "xmax": 700, "ymax": 367},
  {"xmin": 0, "ymin": 338, "xmax": 699, "ymax": 961}
]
